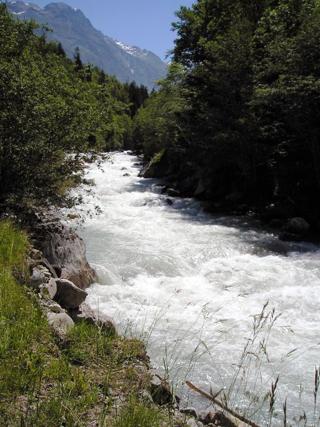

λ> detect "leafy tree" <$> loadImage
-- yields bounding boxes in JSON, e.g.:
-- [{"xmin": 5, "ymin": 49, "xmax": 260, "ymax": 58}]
[
  {"xmin": 74, "ymin": 46, "xmax": 83, "ymax": 72},
  {"xmin": 0, "ymin": 4, "xmax": 133, "ymax": 209},
  {"xmin": 135, "ymin": 0, "xmax": 320, "ymax": 224},
  {"xmin": 134, "ymin": 63, "xmax": 186, "ymax": 158}
]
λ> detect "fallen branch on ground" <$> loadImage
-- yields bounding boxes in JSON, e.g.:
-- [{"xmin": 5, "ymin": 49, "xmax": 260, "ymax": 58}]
[{"xmin": 186, "ymin": 381, "xmax": 261, "ymax": 427}]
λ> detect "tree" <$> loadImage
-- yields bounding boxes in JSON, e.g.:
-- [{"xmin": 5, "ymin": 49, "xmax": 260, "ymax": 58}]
[
  {"xmin": 0, "ymin": 5, "xmax": 133, "ymax": 208},
  {"xmin": 74, "ymin": 46, "xmax": 83, "ymax": 71}
]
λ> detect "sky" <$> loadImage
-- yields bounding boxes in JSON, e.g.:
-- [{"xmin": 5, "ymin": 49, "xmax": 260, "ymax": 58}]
[{"xmin": 32, "ymin": 0, "xmax": 195, "ymax": 59}]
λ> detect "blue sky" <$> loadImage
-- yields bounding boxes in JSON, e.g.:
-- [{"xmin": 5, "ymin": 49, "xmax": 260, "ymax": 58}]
[{"xmin": 32, "ymin": 0, "xmax": 195, "ymax": 59}]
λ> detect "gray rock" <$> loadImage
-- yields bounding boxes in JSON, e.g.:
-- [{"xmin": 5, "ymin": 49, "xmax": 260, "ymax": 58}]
[
  {"xmin": 199, "ymin": 411, "xmax": 236, "ymax": 427},
  {"xmin": 38, "ymin": 258, "xmax": 58, "ymax": 279},
  {"xmin": 46, "ymin": 301, "xmax": 65, "ymax": 314},
  {"xmin": 30, "ymin": 267, "xmax": 47, "ymax": 289},
  {"xmin": 180, "ymin": 408, "xmax": 198, "ymax": 418},
  {"xmin": 285, "ymin": 217, "xmax": 310, "ymax": 235},
  {"xmin": 40, "ymin": 278, "xmax": 57, "ymax": 299},
  {"xmin": 34, "ymin": 218, "xmax": 96, "ymax": 289},
  {"xmin": 54, "ymin": 279, "xmax": 88, "ymax": 309},
  {"xmin": 47, "ymin": 312, "xmax": 74, "ymax": 337},
  {"xmin": 140, "ymin": 390, "xmax": 154, "ymax": 404},
  {"xmin": 37, "ymin": 265, "xmax": 52, "ymax": 279},
  {"xmin": 186, "ymin": 419, "xmax": 203, "ymax": 427},
  {"xmin": 139, "ymin": 150, "xmax": 171, "ymax": 179},
  {"xmin": 199, "ymin": 412, "xmax": 216, "ymax": 425},
  {"xmin": 150, "ymin": 375, "xmax": 175, "ymax": 406},
  {"xmin": 29, "ymin": 247, "xmax": 43, "ymax": 261}
]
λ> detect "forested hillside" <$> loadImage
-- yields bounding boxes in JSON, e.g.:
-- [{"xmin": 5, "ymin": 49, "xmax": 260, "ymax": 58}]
[
  {"xmin": 0, "ymin": 4, "xmax": 147, "ymax": 210},
  {"xmin": 135, "ymin": 0, "xmax": 320, "ymax": 233}
]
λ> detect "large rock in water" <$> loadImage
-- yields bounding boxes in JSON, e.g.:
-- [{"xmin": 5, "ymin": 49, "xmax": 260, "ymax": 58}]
[
  {"xmin": 139, "ymin": 149, "xmax": 170, "ymax": 179},
  {"xmin": 285, "ymin": 217, "xmax": 310, "ymax": 234},
  {"xmin": 33, "ymin": 216, "xmax": 96, "ymax": 289},
  {"xmin": 54, "ymin": 279, "xmax": 88, "ymax": 309}
]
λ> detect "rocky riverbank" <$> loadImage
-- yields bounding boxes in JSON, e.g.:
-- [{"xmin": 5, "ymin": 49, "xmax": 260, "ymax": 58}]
[
  {"xmin": 9, "ymin": 212, "xmax": 243, "ymax": 427},
  {"xmin": 140, "ymin": 149, "xmax": 318, "ymax": 243}
]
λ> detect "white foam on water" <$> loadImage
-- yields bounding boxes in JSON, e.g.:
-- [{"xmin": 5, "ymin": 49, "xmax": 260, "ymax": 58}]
[{"xmin": 78, "ymin": 152, "xmax": 320, "ymax": 425}]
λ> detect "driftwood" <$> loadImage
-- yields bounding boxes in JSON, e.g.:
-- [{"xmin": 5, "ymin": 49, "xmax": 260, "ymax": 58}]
[{"xmin": 186, "ymin": 381, "xmax": 261, "ymax": 427}]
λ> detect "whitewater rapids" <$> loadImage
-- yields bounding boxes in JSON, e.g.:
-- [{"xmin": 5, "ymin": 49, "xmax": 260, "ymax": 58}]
[{"xmin": 79, "ymin": 152, "xmax": 320, "ymax": 424}]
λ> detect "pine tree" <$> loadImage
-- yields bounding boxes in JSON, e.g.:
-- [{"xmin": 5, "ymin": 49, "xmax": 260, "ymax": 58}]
[{"xmin": 74, "ymin": 47, "xmax": 83, "ymax": 71}]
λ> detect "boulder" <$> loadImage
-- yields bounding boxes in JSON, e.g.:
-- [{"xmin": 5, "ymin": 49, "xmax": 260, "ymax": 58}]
[
  {"xmin": 38, "ymin": 258, "xmax": 58, "ymax": 279},
  {"xmin": 30, "ymin": 267, "xmax": 48, "ymax": 289},
  {"xmin": 33, "ymin": 217, "xmax": 96, "ymax": 289},
  {"xmin": 42, "ymin": 299, "xmax": 65, "ymax": 314},
  {"xmin": 150, "ymin": 375, "xmax": 176, "ymax": 406},
  {"xmin": 29, "ymin": 247, "xmax": 43, "ymax": 262},
  {"xmin": 186, "ymin": 419, "xmax": 199, "ymax": 427},
  {"xmin": 285, "ymin": 217, "xmax": 310, "ymax": 235},
  {"xmin": 40, "ymin": 278, "xmax": 57, "ymax": 300},
  {"xmin": 186, "ymin": 419, "xmax": 204, "ymax": 427},
  {"xmin": 140, "ymin": 390, "xmax": 154, "ymax": 404},
  {"xmin": 47, "ymin": 312, "xmax": 74, "ymax": 337},
  {"xmin": 69, "ymin": 303, "xmax": 117, "ymax": 336},
  {"xmin": 54, "ymin": 279, "xmax": 88, "ymax": 309},
  {"xmin": 180, "ymin": 408, "xmax": 198, "ymax": 418},
  {"xmin": 199, "ymin": 411, "xmax": 236, "ymax": 427},
  {"xmin": 139, "ymin": 149, "xmax": 170, "ymax": 179}
]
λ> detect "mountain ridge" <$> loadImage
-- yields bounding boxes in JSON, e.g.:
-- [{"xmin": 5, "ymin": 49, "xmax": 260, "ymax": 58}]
[{"xmin": 6, "ymin": 0, "xmax": 167, "ymax": 89}]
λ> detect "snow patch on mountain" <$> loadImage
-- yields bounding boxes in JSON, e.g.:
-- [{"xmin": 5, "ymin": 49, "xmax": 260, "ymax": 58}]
[
  {"xmin": 114, "ymin": 40, "xmax": 148, "ymax": 58},
  {"xmin": 6, "ymin": 0, "xmax": 168, "ymax": 89}
]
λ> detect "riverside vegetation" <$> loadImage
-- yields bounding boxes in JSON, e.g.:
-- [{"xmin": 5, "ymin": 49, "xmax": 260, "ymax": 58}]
[
  {"xmin": 0, "ymin": 5, "xmax": 176, "ymax": 426},
  {"xmin": 0, "ymin": 220, "xmax": 191, "ymax": 426},
  {"xmin": 0, "ymin": 3, "xmax": 148, "ymax": 211},
  {"xmin": 134, "ymin": 0, "xmax": 320, "ymax": 237}
]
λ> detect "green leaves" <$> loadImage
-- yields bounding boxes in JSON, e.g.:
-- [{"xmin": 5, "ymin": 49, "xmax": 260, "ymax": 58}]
[{"xmin": 0, "ymin": 5, "xmax": 133, "ymax": 208}]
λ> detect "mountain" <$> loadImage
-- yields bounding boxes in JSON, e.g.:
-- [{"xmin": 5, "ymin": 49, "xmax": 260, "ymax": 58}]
[{"xmin": 6, "ymin": 0, "xmax": 168, "ymax": 89}]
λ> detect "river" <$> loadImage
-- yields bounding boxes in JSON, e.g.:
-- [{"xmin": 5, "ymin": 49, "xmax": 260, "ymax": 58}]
[{"xmin": 78, "ymin": 152, "xmax": 320, "ymax": 425}]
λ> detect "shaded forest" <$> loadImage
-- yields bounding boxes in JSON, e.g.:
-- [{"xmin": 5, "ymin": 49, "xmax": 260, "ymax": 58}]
[{"xmin": 134, "ymin": 0, "xmax": 320, "ymax": 234}]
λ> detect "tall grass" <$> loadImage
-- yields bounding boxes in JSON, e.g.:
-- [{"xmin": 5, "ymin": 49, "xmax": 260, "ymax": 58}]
[
  {"xmin": 120, "ymin": 297, "xmax": 320, "ymax": 426},
  {"xmin": 0, "ymin": 220, "xmax": 170, "ymax": 426},
  {"xmin": 0, "ymin": 219, "xmax": 28, "ymax": 269},
  {"xmin": 112, "ymin": 396, "xmax": 164, "ymax": 427}
]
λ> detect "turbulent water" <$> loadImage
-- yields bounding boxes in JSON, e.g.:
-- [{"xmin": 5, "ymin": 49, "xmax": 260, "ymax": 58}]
[{"xmin": 79, "ymin": 152, "xmax": 320, "ymax": 425}]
